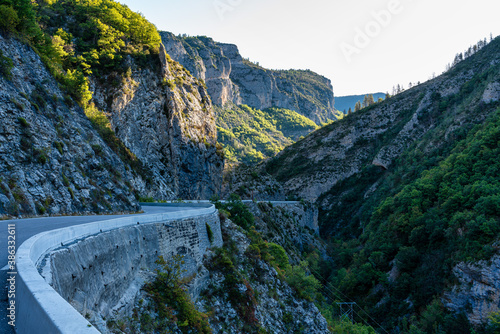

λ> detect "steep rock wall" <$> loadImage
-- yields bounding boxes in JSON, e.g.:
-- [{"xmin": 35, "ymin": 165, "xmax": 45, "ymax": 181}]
[
  {"xmin": 443, "ymin": 254, "xmax": 500, "ymax": 325},
  {"xmin": 0, "ymin": 35, "xmax": 139, "ymax": 216},
  {"xmin": 0, "ymin": 33, "xmax": 224, "ymax": 216},
  {"xmin": 91, "ymin": 44, "xmax": 224, "ymax": 200}
]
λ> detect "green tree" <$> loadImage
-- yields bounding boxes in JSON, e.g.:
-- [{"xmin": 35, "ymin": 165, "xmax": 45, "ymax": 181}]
[
  {"xmin": 487, "ymin": 311, "xmax": 500, "ymax": 333},
  {"xmin": 0, "ymin": 5, "xmax": 19, "ymax": 33},
  {"xmin": 354, "ymin": 101, "xmax": 362, "ymax": 112},
  {"xmin": 268, "ymin": 242, "xmax": 290, "ymax": 271},
  {"xmin": 362, "ymin": 94, "xmax": 375, "ymax": 108},
  {"xmin": 220, "ymin": 193, "xmax": 254, "ymax": 230}
]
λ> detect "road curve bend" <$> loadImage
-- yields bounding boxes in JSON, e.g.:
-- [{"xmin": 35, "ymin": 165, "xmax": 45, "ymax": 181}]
[{"xmin": 1, "ymin": 204, "xmax": 213, "ymax": 334}]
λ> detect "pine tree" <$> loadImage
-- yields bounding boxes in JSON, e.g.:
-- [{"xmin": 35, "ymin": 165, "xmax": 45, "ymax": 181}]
[
  {"xmin": 354, "ymin": 101, "xmax": 362, "ymax": 112},
  {"xmin": 362, "ymin": 95, "xmax": 369, "ymax": 108},
  {"xmin": 367, "ymin": 94, "xmax": 375, "ymax": 106}
]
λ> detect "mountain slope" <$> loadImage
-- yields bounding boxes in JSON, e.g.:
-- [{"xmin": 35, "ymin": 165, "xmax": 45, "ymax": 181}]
[
  {"xmin": 261, "ymin": 36, "xmax": 500, "ymax": 330},
  {"xmin": 161, "ymin": 32, "xmax": 337, "ymax": 124},
  {"xmin": 0, "ymin": 35, "xmax": 139, "ymax": 216},
  {"xmin": 265, "ymin": 37, "xmax": 500, "ymax": 202},
  {"xmin": 216, "ymin": 104, "xmax": 319, "ymax": 164},
  {"xmin": 34, "ymin": 0, "xmax": 223, "ymax": 200},
  {"xmin": 0, "ymin": 0, "xmax": 224, "ymax": 216}
]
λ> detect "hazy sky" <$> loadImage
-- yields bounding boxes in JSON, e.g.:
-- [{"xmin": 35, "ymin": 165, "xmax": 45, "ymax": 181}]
[{"xmin": 119, "ymin": 0, "xmax": 500, "ymax": 96}]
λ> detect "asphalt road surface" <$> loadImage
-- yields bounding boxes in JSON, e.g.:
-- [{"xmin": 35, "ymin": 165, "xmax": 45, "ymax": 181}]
[{"xmin": 0, "ymin": 205, "xmax": 199, "ymax": 334}]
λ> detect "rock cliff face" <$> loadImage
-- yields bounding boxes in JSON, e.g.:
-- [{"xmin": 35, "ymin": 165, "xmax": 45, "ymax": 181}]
[
  {"xmin": 91, "ymin": 43, "xmax": 223, "ymax": 200},
  {"xmin": 0, "ymin": 34, "xmax": 224, "ymax": 216},
  {"xmin": 0, "ymin": 35, "xmax": 139, "ymax": 216},
  {"xmin": 161, "ymin": 32, "xmax": 336, "ymax": 124},
  {"xmin": 443, "ymin": 254, "xmax": 500, "ymax": 325}
]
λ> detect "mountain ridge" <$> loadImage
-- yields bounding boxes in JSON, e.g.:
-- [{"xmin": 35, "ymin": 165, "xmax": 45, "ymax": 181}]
[{"xmin": 161, "ymin": 31, "xmax": 337, "ymax": 124}]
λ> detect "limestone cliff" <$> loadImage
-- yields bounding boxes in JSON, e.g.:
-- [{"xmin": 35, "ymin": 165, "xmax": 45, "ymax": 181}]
[
  {"xmin": 161, "ymin": 32, "xmax": 336, "ymax": 124},
  {"xmin": 91, "ymin": 43, "xmax": 223, "ymax": 200},
  {"xmin": 443, "ymin": 254, "xmax": 500, "ymax": 325}
]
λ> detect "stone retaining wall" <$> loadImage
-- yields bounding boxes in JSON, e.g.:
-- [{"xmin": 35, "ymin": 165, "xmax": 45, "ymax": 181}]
[{"xmin": 16, "ymin": 205, "xmax": 220, "ymax": 334}]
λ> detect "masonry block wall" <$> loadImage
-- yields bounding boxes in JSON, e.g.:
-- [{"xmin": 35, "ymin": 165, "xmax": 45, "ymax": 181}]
[{"xmin": 41, "ymin": 211, "xmax": 221, "ymax": 328}]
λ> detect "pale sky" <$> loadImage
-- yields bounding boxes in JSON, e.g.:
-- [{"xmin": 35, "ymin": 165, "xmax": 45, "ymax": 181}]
[{"xmin": 119, "ymin": 0, "xmax": 500, "ymax": 96}]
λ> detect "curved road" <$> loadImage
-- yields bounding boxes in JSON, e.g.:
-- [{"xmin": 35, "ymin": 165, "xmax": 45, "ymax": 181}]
[{"xmin": 0, "ymin": 205, "xmax": 199, "ymax": 334}]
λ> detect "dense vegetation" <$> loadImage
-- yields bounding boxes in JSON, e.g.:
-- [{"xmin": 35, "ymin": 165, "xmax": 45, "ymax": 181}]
[
  {"xmin": 216, "ymin": 104, "xmax": 318, "ymax": 164},
  {"xmin": 296, "ymin": 39, "xmax": 500, "ymax": 332},
  {"xmin": 0, "ymin": 0, "xmax": 160, "ymax": 104},
  {"xmin": 322, "ymin": 107, "xmax": 500, "ymax": 332}
]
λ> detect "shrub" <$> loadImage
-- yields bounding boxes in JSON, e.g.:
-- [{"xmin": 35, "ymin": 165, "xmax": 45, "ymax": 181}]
[
  {"xmin": 206, "ymin": 223, "xmax": 214, "ymax": 244},
  {"xmin": 0, "ymin": 49, "xmax": 14, "ymax": 80},
  {"xmin": 60, "ymin": 69, "xmax": 92, "ymax": 106},
  {"xmin": 144, "ymin": 256, "xmax": 212, "ymax": 334},
  {"xmin": 54, "ymin": 141, "xmax": 64, "ymax": 155},
  {"xmin": 268, "ymin": 243, "xmax": 289, "ymax": 271},
  {"xmin": 17, "ymin": 117, "xmax": 29, "ymax": 128},
  {"xmin": 222, "ymin": 194, "xmax": 254, "ymax": 230},
  {"xmin": 285, "ymin": 261, "xmax": 321, "ymax": 301}
]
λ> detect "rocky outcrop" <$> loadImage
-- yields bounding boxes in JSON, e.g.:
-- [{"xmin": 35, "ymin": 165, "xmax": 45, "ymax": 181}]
[
  {"xmin": 161, "ymin": 33, "xmax": 240, "ymax": 107},
  {"xmin": 161, "ymin": 32, "xmax": 336, "ymax": 124},
  {"xmin": 0, "ymin": 33, "xmax": 224, "ymax": 217},
  {"xmin": 222, "ymin": 164, "xmax": 287, "ymax": 201},
  {"xmin": 0, "ymin": 35, "xmax": 139, "ymax": 216},
  {"xmin": 91, "ymin": 43, "xmax": 224, "ymax": 200},
  {"xmin": 482, "ymin": 81, "xmax": 500, "ymax": 103},
  {"xmin": 244, "ymin": 201, "xmax": 326, "ymax": 265},
  {"xmin": 443, "ymin": 254, "xmax": 500, "ymax": 325},
  {"xmin": 198, "ymin": 219, "xmax": 330, "ymax": 334}
]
